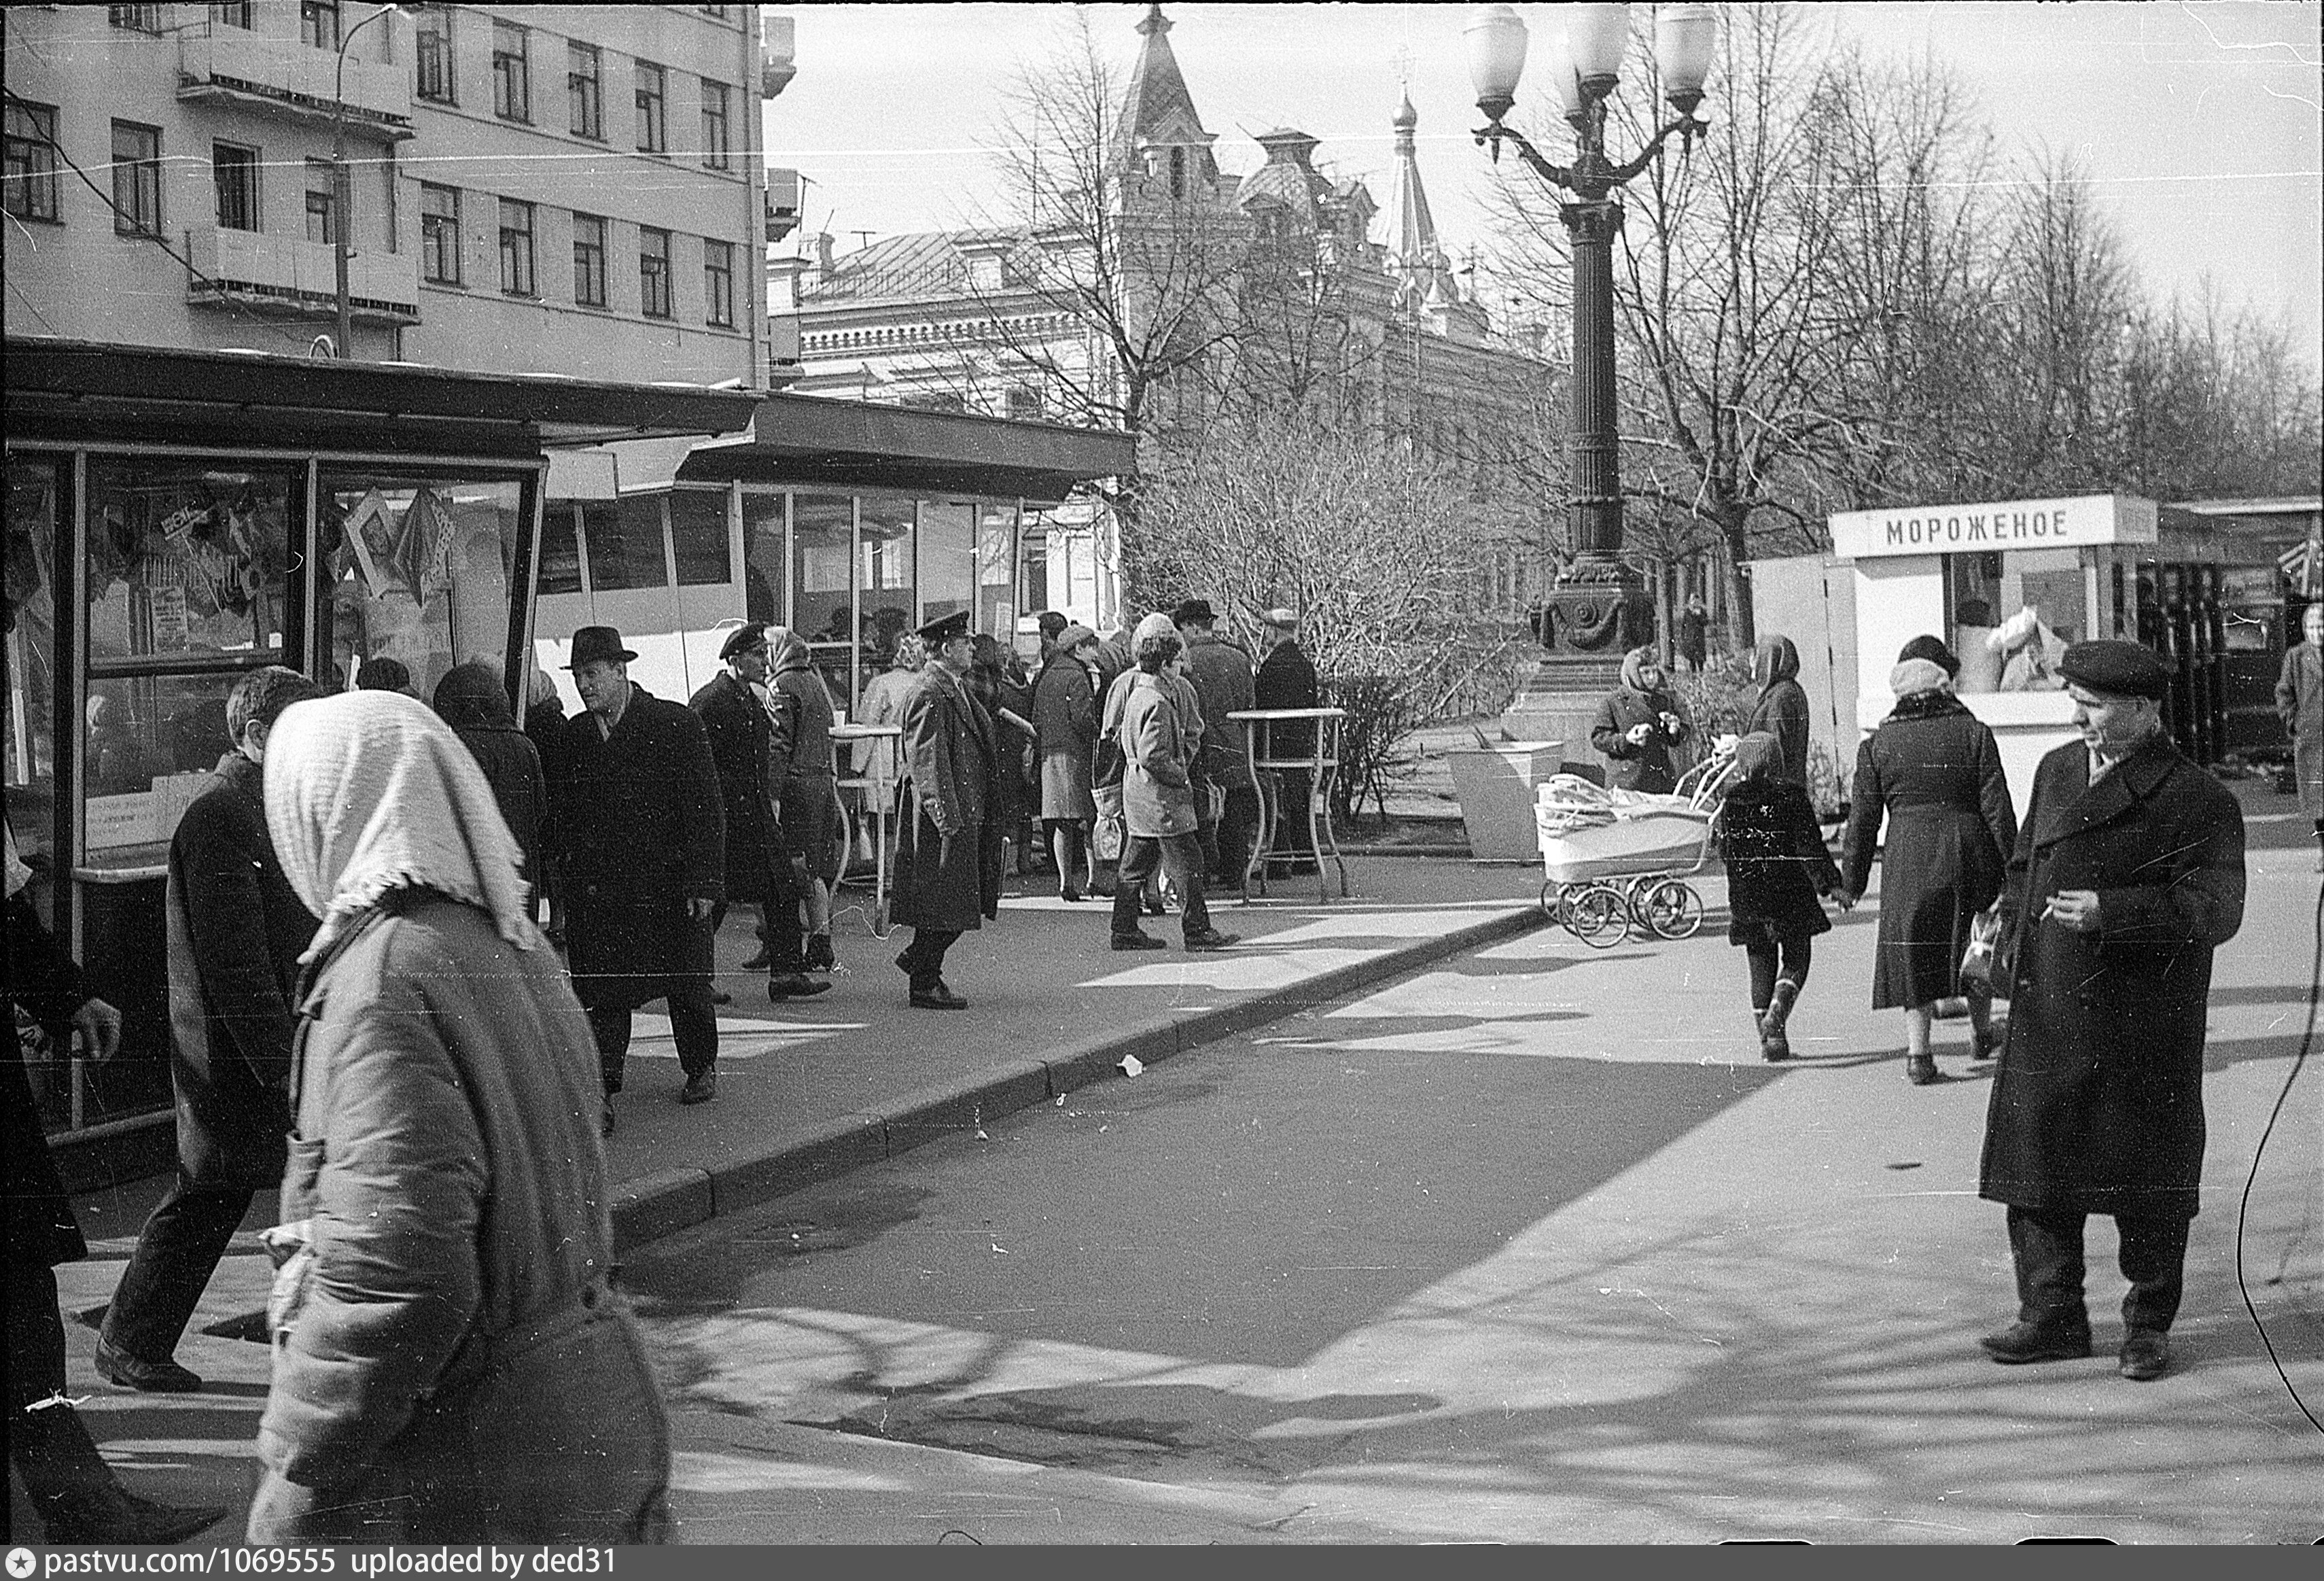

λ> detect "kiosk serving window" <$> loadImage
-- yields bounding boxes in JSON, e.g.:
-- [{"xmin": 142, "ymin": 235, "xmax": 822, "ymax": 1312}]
[
  {"xmin": 80, "ymin": 457, "xmax": 298, "ymax": 870},
  {"xmin": 317, "ymin": 470, "xmax": 525, "ymax": 706}
]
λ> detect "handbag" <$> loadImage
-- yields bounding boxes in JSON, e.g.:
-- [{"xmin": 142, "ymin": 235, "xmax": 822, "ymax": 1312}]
[{"xmin": 1959, "ymin": 901, "xmax": 2009, "ymax": 991}]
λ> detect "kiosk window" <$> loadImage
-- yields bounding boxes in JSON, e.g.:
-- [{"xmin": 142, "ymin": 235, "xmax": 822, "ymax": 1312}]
[
  {"xmin": 669, "ymin": 490, "xmax": 730, "ymax": 586},
  {"xmin": 318, "ymin": 471, "xmax": 524, "ymax": 705}
]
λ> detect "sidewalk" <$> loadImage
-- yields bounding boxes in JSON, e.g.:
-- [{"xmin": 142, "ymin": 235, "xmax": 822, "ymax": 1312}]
[{"xmin": 35, "ymin": 778, "xmax": 2321, "ymax": 1543}]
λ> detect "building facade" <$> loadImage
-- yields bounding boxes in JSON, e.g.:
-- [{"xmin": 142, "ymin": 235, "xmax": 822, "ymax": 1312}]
[
  {"xmin": 768, "ymin": 4, "xmax": 1557, "ymax": 637},
  {"xmin": 3, "ymin": 2, "xmax": 779, "ymax": 383}
]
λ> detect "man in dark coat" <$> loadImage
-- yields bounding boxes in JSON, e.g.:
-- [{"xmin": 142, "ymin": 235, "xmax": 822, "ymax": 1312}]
[
  {"xmin": 98, "ymin": 665, "xmax": 321, "ymax": 1395},
  {"xmin": 690, "ymin": 623, "xmax": 826, "ymax": 1003},
  {"xmin": 1977, "ymin": 640, "xmax": 2247, "ymax": 1383},
  {"xmin": 890, "ymin": 610, "xmax": 1000, "ymax": 1009},
  {"xmin": 1174, "ymin": 598, "xmax": 1260, "ymax": 888},
  {"xmin": 6, "ymin": 818, "xmax": 226, "ymax": 1543},
  {"xmin": 1252, "ymin": 606, "xmax": 1321, "ymax": 874},
  {"xmin": 432, "ymin": 660, "xmax": 546, "ymax": 910},
  {"xmin": 559, "ymin": 626, "xmax": 726, "ymax": 1119}
]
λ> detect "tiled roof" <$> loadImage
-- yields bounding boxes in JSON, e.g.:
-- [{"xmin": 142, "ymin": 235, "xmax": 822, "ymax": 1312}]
[{"xmin": 799, "ymin": 230, "xmax": 1042, "ymax": 304}]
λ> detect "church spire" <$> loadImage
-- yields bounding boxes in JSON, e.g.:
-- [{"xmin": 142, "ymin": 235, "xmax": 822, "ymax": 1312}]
[{"xmin": 1383, "ymin": 86, "xmax": 1457, "ymax": 309}]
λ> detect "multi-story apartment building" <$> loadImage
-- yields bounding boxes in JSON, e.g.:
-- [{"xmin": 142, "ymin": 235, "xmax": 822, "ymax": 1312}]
[
  {"xmin": 769, "ymin": 5, "xmax": 1555, "ymax": 632},
  {"xmin": 3, "ymin": 2, "xmax": 784, "ymax": 383}
]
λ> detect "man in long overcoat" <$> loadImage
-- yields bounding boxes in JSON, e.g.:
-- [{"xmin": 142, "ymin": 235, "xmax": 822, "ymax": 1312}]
[
  {"xmin": 690, "ymin": 623, "xmax": 826, "ymax": 1004},
  {"xmin": 99, "ymin": 666, "xmax": 320, "ymax": 1395},
  {"xmin": 1175, "ymin": 598, "xmax": 1259, "ymax": 888},
  {"xmin": 1252, "ymin": 606, "xmax": 1321, "ymax": 873},
  {"xmin": 890, "ymin": 610, "xmax": 1000, "ymax": 1009},
  {"xmin": 559, "ymin": 626, "xmax": 725, "ymax": 1119},
  {"xmin": 1977, "ymin": 640, "xmax": 2246, "ymax": 1383}
]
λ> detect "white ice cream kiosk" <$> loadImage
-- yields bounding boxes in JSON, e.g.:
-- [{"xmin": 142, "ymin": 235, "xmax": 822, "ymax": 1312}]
[{"xmin": 1828, "ymin": 493, "xmax": 2160, "ymax": 820}]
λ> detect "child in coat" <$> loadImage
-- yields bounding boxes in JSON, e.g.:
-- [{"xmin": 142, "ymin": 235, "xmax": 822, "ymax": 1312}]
[{"xmin": 1714, "ymin": 731, "xmax": 1844, "ymax": 1060}]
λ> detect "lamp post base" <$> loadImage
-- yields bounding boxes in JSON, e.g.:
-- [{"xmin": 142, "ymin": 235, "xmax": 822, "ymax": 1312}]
[{"xmin": 1507, "ymin": 561, "xmax": 1657, "ymax": 771}]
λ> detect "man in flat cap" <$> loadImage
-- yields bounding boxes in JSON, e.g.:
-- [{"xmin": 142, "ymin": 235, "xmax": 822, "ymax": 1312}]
[
  {"xmin": 1977, "ymin": 638, "xmax": 2246, "ymax": 1382},
  {"xmin": 690, "ymin": 624, "xmax": 828, "ymax": 1005},
  {"xmin": 891, "ymin": 611, "xmax": 1002, "ymax": 1008},
  {"xmin": 560, "ymin": 625, "xmax": 727, "ymax": 1126}
]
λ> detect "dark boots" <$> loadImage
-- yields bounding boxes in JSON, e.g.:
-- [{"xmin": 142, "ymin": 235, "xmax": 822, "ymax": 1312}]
[{"xmin": 14, "ymin": 1401, "xmax": 226, "ymax": 1544}]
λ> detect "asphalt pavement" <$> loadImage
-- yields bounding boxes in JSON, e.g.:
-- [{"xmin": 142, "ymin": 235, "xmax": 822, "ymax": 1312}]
[{"xmin": 28, "ymin": 780, "xmax": 2323, "ymax": 1544}]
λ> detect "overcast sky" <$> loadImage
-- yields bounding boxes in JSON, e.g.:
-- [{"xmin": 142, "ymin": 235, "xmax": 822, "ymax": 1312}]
[{"xmin": 762, "ymin": 2, "xmax": 2323, "ymax": 368}]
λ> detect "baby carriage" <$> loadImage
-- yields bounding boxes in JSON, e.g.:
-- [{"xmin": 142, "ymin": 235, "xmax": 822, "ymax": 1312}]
[{"xmin": 1535, "ymin": 748, "xmax": 1736, "ymax": 949}]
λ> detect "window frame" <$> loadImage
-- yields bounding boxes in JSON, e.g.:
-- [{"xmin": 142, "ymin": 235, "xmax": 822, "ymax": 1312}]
[
  {"xmin": 299, "ymin": 0, "xmax": 340, "ymax": 52},
  {"xmin": 213, "ymin": 140, "xmax": 260, "ymax": 232},
  {"xmin": 491, "ymin": 20, "xmax": 531, "ymax": 123},
  {"xmin": 571, "ymin": 211, "xmax": 608, "ymax": 308},
  {"xmin": 215, "ymin": 3, "xmax": 254, "ymax": 29},
  {"xmin": 3, "ymin": 100, "xmax": 60, "ymax": 224},
  {"xmin": 497, "ymin": 196, "xmax": 536, "ymax": 297},
  {"xmin": 701, "ymin": 78, "xmax": 730, "ymax": 169},
  {"xmin": 303, "ymin": 158, "xmax": 338, "ymax": 246},
  {"xmin": 110, "ymin": 120, "xmax": 162, "ymax": 237},
  {"xmin": 414, "ymin": 8, "xmax": 455, "ymax": 105},
  {"xmin": 634, "ymin": 60, "xmax": 667, "ymax": 154},
  {"xmin": 566, "ymin": 41, "xmax": 603, "ymax": 140},
  {"xmin": 639, "ymin": 224, "xmax": 671, "ymax": 318},
  {"xmin": 703, "ymin": 237, "xmax": 735, "ymax": 328},
  {"xmin": 420, "ymin": 181, "xmax": 461, "ymax": 284},
  {"xmin": 106, "ymin": 5, "xmax": 162, "ymax": 33}
]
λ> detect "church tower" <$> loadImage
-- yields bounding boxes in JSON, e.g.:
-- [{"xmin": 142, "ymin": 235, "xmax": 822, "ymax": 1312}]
[
  {"xmin": 1115, "ymin": 5, "xmax": 1222, "ymax": 203},
  {"xmin": 1381, "ymin": 88, "xmax": 1489, "ymax": 344}
]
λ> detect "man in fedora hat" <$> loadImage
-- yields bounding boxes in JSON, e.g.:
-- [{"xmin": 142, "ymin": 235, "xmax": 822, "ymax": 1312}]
[
  {"xmin": 1252, "ymin": 606, "xmax": 1320, "ymax": 875},
  {"xmin": 559, "ymin": 626, "xmax": 727, "ymax": 1124},
  {"xmin": 1976, "ymin": 638, "xmax": 2246, "ymax": 1383},
  {"xmin": 890, "ymin": 610, "xmax": 1001, "ymax": 1009},
  {"xmin": 690, "ymin": 623, "xmax": 828, "ymax": 1005}
]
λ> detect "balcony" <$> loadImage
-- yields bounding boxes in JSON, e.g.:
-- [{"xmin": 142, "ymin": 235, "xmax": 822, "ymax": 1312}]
[
  {"xmin": 766, "ymin": 168, "xmax": 802, "ymax": 243},
  {"xmin": 184, "ymin": 226, "xmax": 421, "ymax": 323},
  {"xmin": 179, "ymin": 24, "xmax": 413, "ymax": 140},
  {"xmin": 761, "ymin": 13, "xmax": 796, "ymax": 99}
]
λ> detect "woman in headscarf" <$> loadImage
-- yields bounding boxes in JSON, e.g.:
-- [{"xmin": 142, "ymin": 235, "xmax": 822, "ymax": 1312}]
[
  {"xmin": 1837, "ymin": 638, "xmax": 2018, "ymax": 1085},
  {"xmin": 1587, "ymin": 645, "xmax": 1691, "ymax": 794},
  {"xmin": 249, "ymin": 690, "xmax": 671, "ymax": 1543},
  {"xmin": 432, "ymin": 659, "xmax": 545, "ymax": 911},
  {"xmin": 1744, "ymin": 634, "xmax": 1811, "ymax": 790},
  {"xmin": 764, "ymin": 625, "xmax": 841, "ymax": 971},
  {"xmin": 1714, "ymin": 731, "xmax": 1842, "ymax": 1061}
]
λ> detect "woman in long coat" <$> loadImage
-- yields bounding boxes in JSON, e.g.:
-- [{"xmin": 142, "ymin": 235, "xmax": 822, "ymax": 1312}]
[
  {"xmin": 1034, "ymin": 624, "xmax": 1102, "ymax": 900},
  {"xmin": 1588, "ymin": 645, "xmax": 1691, "ymax": 794},
  {"xmin": 251, "ymin": 691, "xmax": 671, "ymax": 1542},
  {"xmin": 890, "ymin": 623, "xmax": 1003, "ymax": 1003},
  {"xmin": 2276, "ymin": 600, "xmax": 2323, "ymax": 871},
  {"xmin": 1839, "ymin": 644, "xmax": 2018, "ymax": 1084}
]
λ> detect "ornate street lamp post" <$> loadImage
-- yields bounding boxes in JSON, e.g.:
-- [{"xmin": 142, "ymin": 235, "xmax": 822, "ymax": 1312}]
[{"xmin": 1466, "ymin": 3, "xmax": 1716, "ymax": 680}]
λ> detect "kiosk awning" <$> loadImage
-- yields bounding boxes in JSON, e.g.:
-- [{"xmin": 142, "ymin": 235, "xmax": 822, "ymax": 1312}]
[
  {"xmin": 673, "ymin": 392, "xmax": 1136, "ymax": 502},
  {"xmin": 4, "ymin": 338, "xmax": 760, "ymax": 459}
]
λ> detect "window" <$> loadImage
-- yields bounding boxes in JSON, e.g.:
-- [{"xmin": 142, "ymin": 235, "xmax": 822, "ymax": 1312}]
[
  {"xmin": 498, "ymin": 198, "xmax": 535, "ymax": 296},
  {"xmin": 572, "ymin": 211, "xmax": 607, "ymax": 307},
  {"xmin": 588, "ymin": 498, "xmax": 669, "ymax": 591},
  {"xmin": 639, "ymin": 226, "xmax": 671, "ymax": 317},
  {"xmin": 635, "ymin": 61, "xmax": 665, "ymax": 154},
  {"xmin": 671, "ymin": 491, "xmax": 730, "ymax": 585},
  {"xmin": 111, "ymin": 122, "xmax": 161, "ymax": 237},
  {"xmin": 421, "ymin": 182, "xmax": 460, "ymax": 283},
  {"xmin": 213, "ymin": 142, "xmax": 259, "ymax": 232},
  {"xmin": 491, "ymin": 20, "xmax": 530, "ymax": 122},
  {"xmin": 107, "ymin": 6, "xmax": 161, "ymax": 32},
  {"xmin": 537, "ymin": 506, "xmax": 582, "ymax": 595},
  {"xmin": 566, "ymin": 42, "xmax": 602, "ymax": 139},
  {"xmin": 3, "ymin": 101, "xmax": 59, "ymax": 223},
  {"xmin": 701, "ymin": 79, "xmax": 730, "ymax": 169},
  {"xmin": 703, "ymin": 238, "xmax": 734, "ymax": 326},
  {"xmin": 415, "ymin": 9, "xmax": 454, "ymax": 103},
  {"xmin": 1006, "ymin": 386, "xmax": 1044, "ymax": 422},
  {"xmin": 304, "ymin": 159, "xmax": 338, "ymax": 245},
  {"xmin": 215, "ymin": 3, "xmax": 253, "ymax": 27},
  {"xmin": 300, "ymin": 0, "xmax": 340, "ymax": 51}
]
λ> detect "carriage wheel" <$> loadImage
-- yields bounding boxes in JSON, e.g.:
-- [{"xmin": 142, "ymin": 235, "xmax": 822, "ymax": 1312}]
[
  {"xmin": 1640, "ymin": 879, "xmax": 1705, "ymax": 940},
  {"xmin": 1540, "ymin": 880, "xmax": 1561, "ymax": 920},
  {"xmin": 1562, "ymin": 884, "xmax": 1628, "ymax": 948}
]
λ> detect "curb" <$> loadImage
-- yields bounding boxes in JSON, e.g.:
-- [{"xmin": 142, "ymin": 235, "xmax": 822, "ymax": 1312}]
[{"xmin": 609, "ymin": 902, "xmax": 1551, "ymax": 1251}]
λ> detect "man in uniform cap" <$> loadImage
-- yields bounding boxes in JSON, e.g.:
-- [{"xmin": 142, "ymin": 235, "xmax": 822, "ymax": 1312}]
[
  {"xmin": 560, "ymin": 625, "xmax": 727, "ymax": 1125},
  {"xmin": 690, "ymin": 624, "xmax": 828, "ymax": 1006},
  {"xmin": 890, "ymin": 610, "xmax": 1001, "ymax": 1007},
  {"xmin": 1975, "ymin": 638, "xmax": 2245, "ymax": 1382}
]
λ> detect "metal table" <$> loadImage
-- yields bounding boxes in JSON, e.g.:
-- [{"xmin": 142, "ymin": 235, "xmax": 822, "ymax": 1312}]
[
  {"xmin": 1225, "ymin": 706, "xmax": 1350, "ymax": 902},
  {"xmin": 830, "ymin": 722, "xmax": 902, "ymax": 937}
]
